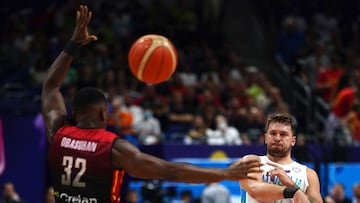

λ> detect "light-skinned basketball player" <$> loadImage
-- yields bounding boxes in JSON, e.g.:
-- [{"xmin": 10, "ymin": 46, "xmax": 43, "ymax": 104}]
[{"xmin": 238, "ymin": 113, "xmax": 323, "ymax": 203}]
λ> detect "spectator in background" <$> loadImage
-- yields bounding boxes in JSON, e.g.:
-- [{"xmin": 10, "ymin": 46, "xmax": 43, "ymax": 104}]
[
  {"xmin": 197, "ymin": 88, "xmax": 223, "ymax": 129},
  {"xmin": 324, "ymin": 73, "xmax": 357, "ymax": 145},
  {"xmin": 133, "ymin": 85, "xmax": 167, "ymax": 109},
  {"xmin": 183, "ymin": 87, "xmax": 199, "ymax": 109},
  {"xmin": 107, "ymin": 97, "xmax": 136, "ymax": 144},
  {"xmin": 99, "ymin": 68, "xmax": 119, "ymax": 92},
  {"xmin": 134, "ymin": 108, "xmax": 162, "ymax": 145},
  {"xmin": 312, "ymin": 8, "xmax": 339, "ymax": 47},
  {"xmin": 326, "ymin": 183, "xmax": 351, "ymax": 203},
  {"xmin": 184, "ymin": 115, "xmax": 208, "ymax": 145},
  {"xmin": 245, "ymin": 102, "xmax": 266, "ymax": 143},
  {"xmin": 353, "ymin": 183, "xmax": 360, "ymax": 203},
  {"xmin": 314, "ymin": 54, "xmax": 344, "ymax": 103},
  {"xmin": 264, "ymin": 87, "xmax": 289, "ymax": 115},
  {"xmin": 44, "ymin": 186, "xmax": 55, "ymax": 203},
  {"xmin": 201, "ymin": 183, "xmax": 231, "ymax": 203},
  {"xmin": 340, "ymin": 101, "xmax": 360, "ymax": 146},
  {"xmin": 168, "ymin": 73, "xmax": 187, "ymax": 96},
  {"xmin": 179, "ymin": 189, "xmax": 199, "ymax": 203},
  {"xmin": 122, "ymin": 91, "xmax": 144, "ymax": 126},
  {"xmin": 29, "ymin": 58, "xmax": 50, "ymax": 88},
  {"xmin": 207, "ymin": 114, "xmax": 242, "ymax": 145},
  {"xmin": 168, "ymin": 91, "xmax": 194, "ymax": 131},
  {"xmin": 0, "ymin": 182, "xmax": 25, "ymax": 203},
  {"xmin": 298, "ymin": 43, "xmax": 331, "ymax": 87},
  {"xmin": 125, "ymin": 189, "xmax": 139, "ymax": 203},
  {"xmin": 276, "ymin": 16, "xmax": 306, "ymax": 66},
  {"xmin": 179, "ymin": 64, "xmax": 199, "ymax": 87}
]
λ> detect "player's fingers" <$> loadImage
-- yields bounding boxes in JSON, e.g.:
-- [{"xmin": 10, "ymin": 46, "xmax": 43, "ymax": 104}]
[
  {"xmin": 245, "ymin": 160, "xmax": 263, "ymax": 168},
  {"xmin": 246, "ymin": 168, "xmax": 263, "ymax": 174},
  {"xmin": 79, "ymin": 5, "xmax": 87, "ymax": 26},
  {"xmin": 84, "ymin": 5, "xmax": 88, "ymax": 15},
  {"xmin": 243, "ymin": 175, "xmax": 259, "ymax": 180},
  {"xmin": 89, "ymin": 35, "xmax": 98, "ymax": 42},
  {"xmin": 85, "ymin": 11, "xmax": 93, "ymax": 26},
  {"xmin": 242, "ymin": 159, "xmax": 261, "ymax": 165},
  {"xmin": 76, "ymin": 10, "xmax": 80, "ymax": 23}
]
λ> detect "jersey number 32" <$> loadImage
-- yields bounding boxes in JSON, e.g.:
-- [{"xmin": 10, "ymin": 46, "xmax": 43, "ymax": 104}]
[{"xmin": 61, "ymin": 156, "xmax": 87, "ymax": 187}]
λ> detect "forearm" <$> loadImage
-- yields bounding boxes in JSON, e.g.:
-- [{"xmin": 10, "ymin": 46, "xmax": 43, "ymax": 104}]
[
  {"xmin": 43, "ymin": 51, "xmax": 73, "ymax": 90},
  {"xmin": 165, "ymin": 162, "xmax": 227, "ymax": 183},
  {"xmin": 241, "ymin": 181, "xmax": 286, "ymax": 201},
  {"xmin": 129, "ymin": 153, "xmax": 226, "ymax": 183}
]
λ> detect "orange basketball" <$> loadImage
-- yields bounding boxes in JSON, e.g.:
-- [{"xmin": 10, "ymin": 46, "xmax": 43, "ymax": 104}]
[{"xmin": 128, "ymin": 34, "xmax": 178, "ymax": 84}]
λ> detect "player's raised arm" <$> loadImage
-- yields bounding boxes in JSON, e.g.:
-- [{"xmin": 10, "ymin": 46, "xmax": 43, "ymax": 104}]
[{"xmin": 41, "ymin": 5, "xmax": 97, "ymax": 142}]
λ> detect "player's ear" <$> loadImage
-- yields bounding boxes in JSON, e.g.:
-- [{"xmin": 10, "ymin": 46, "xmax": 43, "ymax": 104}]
[
  {"xmin": 263, "ymin": 133, "xmax": 268, "ymax": 144},
  {"xmin": 99, "ymin": 107, "xmax": 107, "ymax": 122},
  {"xmin": 292, "ymin": 135, "xmax": 296, "ymax": 146}
]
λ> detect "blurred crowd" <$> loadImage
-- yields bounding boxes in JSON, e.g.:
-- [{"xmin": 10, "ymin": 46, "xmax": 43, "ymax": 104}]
[
  {"xmin": 255, "ymin": 0, "xmax": 360, "ymax": 146},
  {"xmin": 2, "ymin": 1, "xmax": 360, "ymax": 203},
  {"xmin": 0, "ymin": 0, "xmax": 289, "ymax": 146},
  {"xmin": 2, "ymin": 0, "xmax": 360, "ymax": 147}
]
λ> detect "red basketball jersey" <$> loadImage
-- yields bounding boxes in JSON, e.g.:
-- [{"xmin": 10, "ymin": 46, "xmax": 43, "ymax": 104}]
[{"xmin": 48, "ymin": 125, "xmax": 124, "ymax": 203}]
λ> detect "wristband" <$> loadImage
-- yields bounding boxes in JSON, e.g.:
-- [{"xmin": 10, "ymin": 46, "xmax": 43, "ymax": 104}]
[
  {"xmin": 64, "ymin": 40, "xmax": 81, "ymax": 57},
  {"xmin": 283, "ymin": 187, "xmax": 299, "ymax": 198}
]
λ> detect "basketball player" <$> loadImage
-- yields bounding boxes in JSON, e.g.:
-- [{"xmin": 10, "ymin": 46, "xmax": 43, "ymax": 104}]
[
  {"xmin": 41, "ymin": 5, "xmax": 262, "ymax": 203},
  {"xmin": 238, "ymin": 113, "xmax": 323, "ymax": 203}
]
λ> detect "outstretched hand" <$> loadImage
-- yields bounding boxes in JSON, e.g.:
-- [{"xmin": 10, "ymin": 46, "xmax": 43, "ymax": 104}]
[
  {"xmin": 227, "ymin": 156, "xmax": 263, "ymax": 180},
  {"xmin": 71, "ymin": 5, "xmax": 98, "ymax": 45}
]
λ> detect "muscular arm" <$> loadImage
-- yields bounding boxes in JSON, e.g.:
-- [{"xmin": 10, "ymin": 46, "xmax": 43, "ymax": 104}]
[
  {"xmin": 304, "ymin": 168, "xmax": 323, "ymax": 203},
  {"xmin": 240, "ymin": 173, "xmax": 287, "ymax": 201},
  {"xmin": 41, "ymin": 5, "xmax": 97, "ymax": 143},
  {"xmin": 41, "ymin": 52, "xmax": 73, "ymax": 142},
  {"xmin": 111, "ymin": 139, "xmax": 262, "ymax": 183}
]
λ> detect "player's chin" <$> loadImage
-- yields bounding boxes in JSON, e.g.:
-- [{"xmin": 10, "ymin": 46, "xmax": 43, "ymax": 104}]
[{"xmin": 270, "ymin": 144, "xmax": 283, "ymax": 149}]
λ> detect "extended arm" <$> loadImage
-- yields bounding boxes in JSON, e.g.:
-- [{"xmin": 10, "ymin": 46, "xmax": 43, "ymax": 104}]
[
  {"xmin": 111, "ymin": 139, "xmax": 262, "ymax": 183},
  {"xmin": 41, "ymin": 5, "xmax": 97, "ymax": 142}
]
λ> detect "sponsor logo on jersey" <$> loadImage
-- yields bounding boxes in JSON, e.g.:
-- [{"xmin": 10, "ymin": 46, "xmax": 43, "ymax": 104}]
[
  {"xmin": 292, "ymin": 166, "xmax": 301, "ymax": 173},
  {"xmin": 57, "ymin": 192, "xmax": 98, "ymax": 203}
]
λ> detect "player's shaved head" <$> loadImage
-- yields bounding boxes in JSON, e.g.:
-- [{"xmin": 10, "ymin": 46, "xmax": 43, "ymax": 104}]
[{"xmin": 72, "ymin": 87, "xmax": 107, "ymax": 114}]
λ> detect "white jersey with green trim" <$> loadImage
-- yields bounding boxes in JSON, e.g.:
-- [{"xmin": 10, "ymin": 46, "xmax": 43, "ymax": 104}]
[{"xmin": 240, "ymin": 155, "xmax": 309, "ymax": 203}]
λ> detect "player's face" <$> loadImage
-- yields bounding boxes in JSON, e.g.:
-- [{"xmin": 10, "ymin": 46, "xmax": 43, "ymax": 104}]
[{"xmin": 265, "ymin": 122, "xmax": 296, "ymax": 157}]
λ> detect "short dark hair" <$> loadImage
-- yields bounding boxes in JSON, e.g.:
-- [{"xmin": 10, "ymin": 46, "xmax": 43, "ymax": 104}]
[
  {"xmin": 264, "ymin": 113, "xmax": 297, "ymax": 135},
  {"xmin": 72, "ymin": 87, "xmax": 107, "ymax": 113}
]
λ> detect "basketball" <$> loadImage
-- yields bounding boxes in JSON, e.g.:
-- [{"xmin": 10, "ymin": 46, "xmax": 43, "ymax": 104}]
[{"xmin": 128, "ymin": 34, "xmax": 178, "ymax": 84}]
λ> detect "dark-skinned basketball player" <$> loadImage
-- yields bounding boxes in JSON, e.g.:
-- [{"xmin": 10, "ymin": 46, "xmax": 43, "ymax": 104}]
[{"xmin": 42, "ymin": 5, "xmax": 262, "ymax": 203}]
